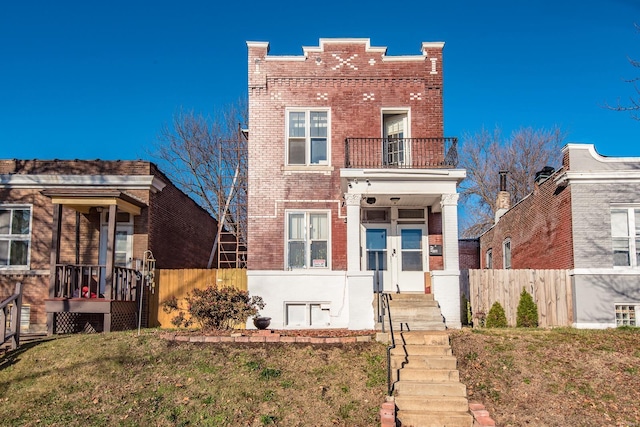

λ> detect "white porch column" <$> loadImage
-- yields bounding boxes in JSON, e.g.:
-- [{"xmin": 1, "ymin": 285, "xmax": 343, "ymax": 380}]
[
  {"xmin": 441, "ymin": 193, "xmax": 460, "ymax": 271},
  {"xmin": 344, "ymin": 193, "xmax": 362, "ymax": 272},
  {"xmin": 434, "ymin": 193, "xmax": 462, "ymax": 328}
]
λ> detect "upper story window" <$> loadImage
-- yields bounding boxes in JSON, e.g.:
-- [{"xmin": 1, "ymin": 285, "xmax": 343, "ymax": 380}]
[
  {"xmin": 611, "ymin": 207, "xmax": 640, "ymax": 267},
  {"xmin": 503, "ymin": 239, "xmax": 511, "ymax": 269},
  {"xmin": 0, "ymin": 206, "xmax": 32, "ymax": 269},
  {"xmin": 286, "ymin": 109, "xmax": 329, "ymax": 166},
  {"xmin": 486, "ymin": 249, "xmax": 493, "ymax": 269},
  {"xmin": 286, "ymin": 211, "xmax": 330, "ymax": 269}
]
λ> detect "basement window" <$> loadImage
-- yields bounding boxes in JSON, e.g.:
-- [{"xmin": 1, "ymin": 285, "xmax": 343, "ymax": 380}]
[
  {"xmin": 615, "ymin": 304, "xmax": 637, "ymax": 326},
  {"xmin": 285, "ymin": 302, "xmax": 330, "ymax": 327}
]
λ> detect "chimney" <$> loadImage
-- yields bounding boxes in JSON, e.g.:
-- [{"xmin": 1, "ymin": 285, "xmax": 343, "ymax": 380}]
[
  {"xmin": 534, "ymin": 166, "xmax": 555, "ymax": 184},
  {"xmin": 495, "ymin": 170, "xmax": 511, "ymax": 224}
]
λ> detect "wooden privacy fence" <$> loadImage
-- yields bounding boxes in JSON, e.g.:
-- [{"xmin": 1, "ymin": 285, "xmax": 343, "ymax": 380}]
[
  {"xmin": 148, "ymin": 269, "xmax": 247, "ymax": 328},
  {"xmin": 461, "ymin": 269, "xmax": 574, "ymax": 327}
]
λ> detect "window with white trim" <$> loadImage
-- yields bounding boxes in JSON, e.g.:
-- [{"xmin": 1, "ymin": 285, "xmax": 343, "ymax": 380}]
[
  {"xmin": 615, "ymin": 304, "xmax": 638, "ymax": 326},
  {"xmin": 285, "ymin": 302, "xmax": 330, "ymax": 327},
  {"xmin": 611, "ymin": 207, "xmax": 640, "ymax": 267},
  {"xmin": 486, "ymin": 249, "xmax": 493, "ymax": 269},
  {"xmin": 503, "ymin": 238, "xmax": 511, "ymax": 269},
  {"xmin": 286, "ymin": 109, "xmax": 329, "ymax": 165},
  {"xmin": 286, "ymin": 211, "xmax": 330, "ymax": 269},
  {"xmin": 0, "ymin": 206, "xmax": 32, "ymax": 268}
]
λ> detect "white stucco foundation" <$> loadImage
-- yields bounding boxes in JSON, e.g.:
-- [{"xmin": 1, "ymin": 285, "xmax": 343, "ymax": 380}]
[
  {"xmin": 247, "ymin": 270, "xmax": 375, "ymax": 330},
  {"xmin": 432, "ymin": 270, "xmax": 462, "ymax": 328}
]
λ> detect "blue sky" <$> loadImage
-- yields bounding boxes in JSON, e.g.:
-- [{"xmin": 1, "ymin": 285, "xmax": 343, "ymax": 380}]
[{"xmin": 1, "ymin": 0, "xmax": 639, "ymax": 161}]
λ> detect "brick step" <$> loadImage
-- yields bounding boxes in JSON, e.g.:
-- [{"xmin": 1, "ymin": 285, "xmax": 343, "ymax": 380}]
[
  {"xmin": 396, "ymin": 410, "xmax": 473, "ymax": 427},
  {"xmin": 397, "ymin": 367, "xmax": 460, "ymax": 382},
  {"xmin": 391, "ymin": 344, "xmax": 452, "ymax": 356},
  {"xmin": 394, "ymin": 380, "xmax": 467, "ymax": 397},
  {"xmin": 391, "ymin": 354, "xmax": 457, "ymax": 370},
  {"xmin": 395, "ymin": 395, "xmax": 470, "ymax": 412}
]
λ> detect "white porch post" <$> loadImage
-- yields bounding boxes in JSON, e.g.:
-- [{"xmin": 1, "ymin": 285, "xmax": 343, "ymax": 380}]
[
  {"xmin": 344, "ymin": 192, "xmax": 374, "ymax": 329},
  {"xmin": 345, "ymin": 193, "xmax": 362, "ymax": 272},
  {"xmin": 441, "ymin": 193, "xmax": 460, "ymax": 271},
  {"xmin": 434, "ymin": 193, "xmax": 462, "ymax": 328}
]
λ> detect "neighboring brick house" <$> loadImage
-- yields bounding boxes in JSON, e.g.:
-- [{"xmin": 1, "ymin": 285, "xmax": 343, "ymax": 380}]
[
  {"xmin": 0, "ymin": 159, "xmax": 218, "ymax": 333},
  {"xmin": 246, "ymin": 38, "xmax": 466, "ymax": 329},
  {"xmin": 479, "ymin": 143, "xmax": 640, "ymax": 328}
]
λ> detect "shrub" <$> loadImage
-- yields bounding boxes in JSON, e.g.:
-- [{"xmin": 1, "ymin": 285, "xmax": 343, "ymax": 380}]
[
  {"xmin": 485, "ymin": 301, "xmax": 508, "ymax": 328},
  {"xmin": 516, "ymin": 287, "xmax": 539, "ymax": 327},
  {"xmin": 162, "ymin": 285, "xmax": 265, "ymax": 330}
]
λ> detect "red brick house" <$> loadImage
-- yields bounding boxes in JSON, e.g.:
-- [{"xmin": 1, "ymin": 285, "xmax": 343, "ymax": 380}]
[
  {"xmin": 0, "ymin": 159, "xmax": 218, "ymax": 334},
  {"xmin": 246, "ymin": 39, "xmax": 465, "ymax": 329},
  {"xmin": 480, "ymin": 144, "xmax": 640, "ymax": 328}
]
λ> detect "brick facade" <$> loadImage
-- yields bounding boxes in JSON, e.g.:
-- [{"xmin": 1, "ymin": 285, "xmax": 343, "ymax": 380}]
[
  {"xmin": 479, "ymin": 170, "xmax": 574, "ymax": 270},
  {"xmin": 0, "ymin": 160, "xmax": 218, "ymax": 332},
  {"xmin": 248, "ymin": 39, "xmax": 445, "ymax": 271}
]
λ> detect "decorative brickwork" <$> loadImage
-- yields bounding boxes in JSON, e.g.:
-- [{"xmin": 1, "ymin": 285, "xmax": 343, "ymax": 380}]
[{"xmin": 247, "ymin": 39, "xmax": 445, "ymax": 271}]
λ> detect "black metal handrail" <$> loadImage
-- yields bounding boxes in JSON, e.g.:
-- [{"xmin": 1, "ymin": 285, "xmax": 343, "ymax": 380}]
[
  {"xmin": 345, "ymin": 137, "xmax": 458, "ymax": 169},
  {"xmin": 381, "ymin": 293, "xmax": 397, "ymax": 396}
]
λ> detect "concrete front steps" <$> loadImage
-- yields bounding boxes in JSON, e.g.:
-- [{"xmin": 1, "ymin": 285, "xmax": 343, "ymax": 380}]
[
  {"xmin": 392, "ymin": 331, "xmax": 473, "ymax": 427},
  {"xmin": 382, "ymin": 293, "xmax": 447, "ymax": 331}
]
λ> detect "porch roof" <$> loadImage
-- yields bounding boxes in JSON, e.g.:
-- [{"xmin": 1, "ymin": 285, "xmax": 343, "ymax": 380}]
[{"xmin": 41, "ymin": 188, "xmax": 147, "ymax": 215}]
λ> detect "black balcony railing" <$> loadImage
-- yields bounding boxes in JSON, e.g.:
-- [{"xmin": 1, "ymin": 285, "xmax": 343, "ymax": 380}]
[{"xmin": 344, "ymin": 137, "xmax": 458, "ymax": 169}]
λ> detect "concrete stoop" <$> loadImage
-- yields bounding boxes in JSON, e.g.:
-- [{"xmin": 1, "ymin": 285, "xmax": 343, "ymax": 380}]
[
  {"xmin": 392, "ymin": 331, "xmax": 473, "ymax": 427},
  {"xmin": 379, "ymin": 293, "xmax": 447, "ymax": 332}
]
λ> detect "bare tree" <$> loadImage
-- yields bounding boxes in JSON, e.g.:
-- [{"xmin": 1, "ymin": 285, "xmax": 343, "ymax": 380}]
[
  {"xmin": 459, "ymin": 126, "xmax": 565, "ymax": 238},
  {"xmin": 604, "ymin": 23, "xmax": 640, "ymax": 120},
  {"xmin": 150, "ymin": 98, "xmax": 248, "ymax": 266}
]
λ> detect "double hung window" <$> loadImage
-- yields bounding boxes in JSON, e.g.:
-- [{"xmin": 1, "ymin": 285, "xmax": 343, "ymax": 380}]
[
  {"xmin": 0, "ymin": 206, "xmax": 32, "ymax": 268},
  {"xmin": 287, "ymin": 211, "xmax": 329, "ymax": 269},
  {"xmin": 287, "ymin": 109, "xmax": 328, "ymax": 165},
  {"xmin": 503, "ymin": 239, "xmax": 511, "ymax": 269},
  {"xmin": 611, "ymin": 207, "xmax": 640, "ymax": 267}
]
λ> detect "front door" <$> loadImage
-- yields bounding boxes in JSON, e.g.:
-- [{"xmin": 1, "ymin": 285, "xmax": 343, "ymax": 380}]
[
  {"xmin": 99, "ymin": 212, "xmax": 133, "ymax": 293},
  {"xmin": 364, "ymin": 227, "xmax": 390, "ymax": 292},
  {"xmin": 363, "ymin": 219, "xmax": 427, "ymax": 293},
  {"xmin": 394, "ymin": 225, "xmax": 427, "ymax": 292}
]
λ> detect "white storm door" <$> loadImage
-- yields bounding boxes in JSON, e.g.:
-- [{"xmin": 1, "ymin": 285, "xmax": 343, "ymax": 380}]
[
  {"xmin": 363, "ymin": 226, "xmax": 392, "ymax": 292},
  {"xmin": 394, "ymin": 224, "xmax": 427, "ymax": 292}
]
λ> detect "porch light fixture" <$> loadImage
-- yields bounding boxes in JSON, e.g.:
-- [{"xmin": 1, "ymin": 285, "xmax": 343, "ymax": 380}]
[
  {"xmin": 390, "ymin": 197, "xmax": 400, "ymax": 202},
  {"xmin": 366, "ymin": 197, "xmax": 376, "ymax": 205}
]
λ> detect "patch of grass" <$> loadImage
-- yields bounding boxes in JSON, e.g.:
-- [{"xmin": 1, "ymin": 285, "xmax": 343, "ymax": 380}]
[
  {"xmin": 0, "ymin": 331, "xmax": 386, "ymax": 426},
  {"xmin": 451, "ymin": 328, "xmax": 640, "ymax": 426},
  {"xmin": 338, "ymin": 401, "xmax": 358, "ymax": 420},
  {"xmin": 260, "ymin": 414, "xmax": 277, "ymax": 425},
  {"xmin": 259, "ymin": 367, "xmax": 281, "ymax": 380}
]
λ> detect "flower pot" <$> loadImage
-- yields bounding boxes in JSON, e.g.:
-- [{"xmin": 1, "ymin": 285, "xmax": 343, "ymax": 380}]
[{"xmin": 253, "ymin": 316, "xmax": 271, "ymax": 330}]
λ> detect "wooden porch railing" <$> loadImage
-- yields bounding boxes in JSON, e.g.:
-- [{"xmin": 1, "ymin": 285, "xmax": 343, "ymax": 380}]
[
  {"xmin": 1, "ymin": 282, "xmax": 23, "ymax": 350},
  {"xmin": 52, "ymin": 264, "xmax": 139, "ymax": 301}
]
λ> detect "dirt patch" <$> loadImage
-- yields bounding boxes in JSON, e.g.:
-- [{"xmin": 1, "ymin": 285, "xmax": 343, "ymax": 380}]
[{"xmin": 450, "ymin": 328, "xmax": 640, "ymax": 427}]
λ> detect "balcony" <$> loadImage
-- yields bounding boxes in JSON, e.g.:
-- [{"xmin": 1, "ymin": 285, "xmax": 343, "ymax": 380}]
[{"xmin": 344, "ymin": 137, "xmax": 458, "ymax": 169}]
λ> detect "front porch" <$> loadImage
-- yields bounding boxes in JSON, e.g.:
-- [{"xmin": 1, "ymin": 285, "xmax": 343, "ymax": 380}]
[
  {"xmin": 42, "ymin": 189, "xmax": 147, "ymax": 334},
  {"xmin": 341, "ymin": 164, "xmax": 466, "ymax": 328}
]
